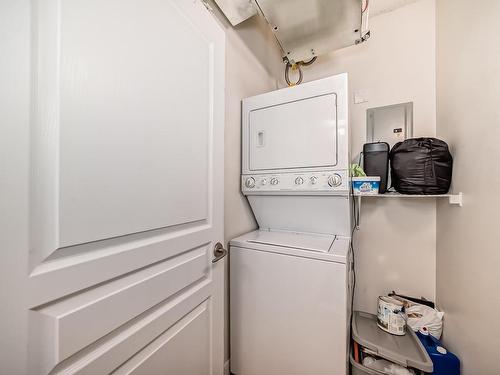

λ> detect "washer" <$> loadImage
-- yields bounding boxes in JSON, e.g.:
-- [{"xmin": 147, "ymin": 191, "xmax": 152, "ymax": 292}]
[{"xmin": 230, "ymin": 230, "xmax": 350, "ymax": 375}]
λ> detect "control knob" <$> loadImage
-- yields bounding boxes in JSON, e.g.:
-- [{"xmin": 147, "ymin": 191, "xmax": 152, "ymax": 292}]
[
  {"xmin": 310, "ymin": 176, "xmax": 318, "ymax": 185},
  {"xmin": 245, "ymin": 177, "xmax": 255, "ymax": 188},
  {"xmin": 295, "ymin": 177, "xmax": 304, "ymax": 185},
  {"xmin": 328, "ymin": 174, "xmax": 342, "ymax": 187},
  {"xmin": 270, "ymin": 177, "xmax": 279, "ymax": 185}
]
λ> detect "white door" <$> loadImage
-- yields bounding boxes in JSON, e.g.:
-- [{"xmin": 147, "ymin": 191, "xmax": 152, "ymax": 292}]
[{"xmin": 0, "ymin": 1, "xmax": 225, "ymax": 374}]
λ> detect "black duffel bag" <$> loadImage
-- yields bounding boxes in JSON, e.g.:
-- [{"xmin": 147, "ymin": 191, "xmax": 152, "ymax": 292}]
[{"xmin": 390, "ymin": 138, "xmax": 453, "ymax": 195}]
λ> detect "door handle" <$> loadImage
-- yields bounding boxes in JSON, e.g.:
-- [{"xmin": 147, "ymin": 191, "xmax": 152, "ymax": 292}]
[
  {"xmin": 257, "ymin": 130, "xmax": 265, "ymax": 147},
  {"xmin": 212, "ymin": 242, "xmax": 228, "ymax": 263}
]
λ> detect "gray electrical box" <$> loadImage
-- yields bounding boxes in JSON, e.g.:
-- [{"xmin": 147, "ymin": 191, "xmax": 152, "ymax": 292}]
[{"xmin": 367, "ymin": 102, "xmax": 413, "ymax": 148}]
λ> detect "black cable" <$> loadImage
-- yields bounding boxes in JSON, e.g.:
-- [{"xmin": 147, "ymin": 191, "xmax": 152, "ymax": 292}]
[
  {"xmin": 350, "ymin": 200, "xmax": 357, "ymax": 318},
  {"xmin": 300, "ymin": 56, "xmax": 317, "ymax": 66}
]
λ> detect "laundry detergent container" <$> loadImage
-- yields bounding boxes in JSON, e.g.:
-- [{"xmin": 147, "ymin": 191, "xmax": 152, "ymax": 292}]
[{"xmin": 416, "ymin": 331, "xmax": 460, "ymax": 375}]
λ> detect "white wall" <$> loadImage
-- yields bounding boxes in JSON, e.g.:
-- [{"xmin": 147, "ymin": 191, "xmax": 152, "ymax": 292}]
[
  {"xmin": 222, "ymin": 17, "xmax": 280, "ymax": 369},
  {"xmin": 214, "ymin": 2, "xmax": 500, "ymax": 373},
  {"xmin": 287, "ymin": 0, "xmax": 438, "ymax": 312},
  {"xmin": 207, "ymin": 5, "xmax": 282, "ymax": 247},
  {"xmin": 222, "ymin": 22, "xmax": 279, "ymax": 246},
  {"xmin": 207, "ymin": 3, "xmax": 283, "ymax": 369},
  {"xmin": 214, "ymin": 0, "xmax": 441, "ymax": 366},
  {"xmin": 436, "ymin": 1, "xmax": 500, "ymax": 373}
]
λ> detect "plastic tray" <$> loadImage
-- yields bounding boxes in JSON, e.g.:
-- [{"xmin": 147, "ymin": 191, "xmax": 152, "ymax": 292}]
[
  {"xmin": 350, "ymin": 354, "xmax": 425, "ymax": 375},
  {"xmin": 351, "ymin": 311, "xmax": 433, "ymax": 373}
]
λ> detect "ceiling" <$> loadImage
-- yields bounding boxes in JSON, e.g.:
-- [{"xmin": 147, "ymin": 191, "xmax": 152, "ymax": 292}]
[
  {"xmin": 213, "ymin": 0, "xmax": 423, "ymax": 26},
  {"xmin": 369, "ymin": 0, "xmax": 421, "ymax": 17}
]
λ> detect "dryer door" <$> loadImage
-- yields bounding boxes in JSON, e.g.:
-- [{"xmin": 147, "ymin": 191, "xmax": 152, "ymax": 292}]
[{"xmin": 248, "ymin": 92, "xmax": 338, "ymax": 171}]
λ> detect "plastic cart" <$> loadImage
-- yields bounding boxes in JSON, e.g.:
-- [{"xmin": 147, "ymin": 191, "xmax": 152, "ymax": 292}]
[{"xmin": 351, "ymin": 311, "xmax": 434, "ymax": 375}]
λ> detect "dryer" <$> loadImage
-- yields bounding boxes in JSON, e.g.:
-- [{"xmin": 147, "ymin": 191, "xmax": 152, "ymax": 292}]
[
  {"xmin": 241, "ymin": 73, "xmax": 351, "ymax": 235},
  {"xmin": 231, "ymin": 74, "xmax": 352, "ymax": 375}
]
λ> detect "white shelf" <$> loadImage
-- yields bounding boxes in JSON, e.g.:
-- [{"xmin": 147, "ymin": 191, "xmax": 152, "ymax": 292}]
[
  {"xmin": 354, "ymin": 192, "xmax": 463, "ymax": 206},
  {"xmin": 353, "ymin": 192, "xmax": 462, "ymax": 229}
]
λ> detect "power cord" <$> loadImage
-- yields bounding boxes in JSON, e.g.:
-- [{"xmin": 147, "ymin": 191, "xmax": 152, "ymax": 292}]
[
  {"xmin": 284, "ymin": 57, "xmax": 317, "ymax": 86},
  {"xmin": 350, "ymin": 195, "xmax": 358, "ymax": 319},
  {"xmin": 348, "ymin": 178, "xmax": 359, "ymax": 360}
]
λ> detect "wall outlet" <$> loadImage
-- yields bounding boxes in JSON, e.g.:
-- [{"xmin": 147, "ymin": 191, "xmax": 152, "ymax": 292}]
[{"xmin": 354, "ymin": 89, "xmax": 370, "ymax": 104}]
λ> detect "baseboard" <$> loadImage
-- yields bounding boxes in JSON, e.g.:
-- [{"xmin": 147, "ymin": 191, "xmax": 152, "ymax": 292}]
[{"xmin": 224, "ymin": 359, "xmax": 230, "ymax": 375}]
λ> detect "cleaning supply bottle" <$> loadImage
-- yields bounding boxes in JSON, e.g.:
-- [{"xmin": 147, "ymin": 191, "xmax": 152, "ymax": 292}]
[{"xmin": 416, "ymin": 327, "xmax": 460, "ymax": 375}]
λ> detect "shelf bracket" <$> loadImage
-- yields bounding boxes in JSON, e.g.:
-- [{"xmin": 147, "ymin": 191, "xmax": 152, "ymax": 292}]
[{"xmin": 449, "ymin": 192, "xmax": 463, "ymax": 207}]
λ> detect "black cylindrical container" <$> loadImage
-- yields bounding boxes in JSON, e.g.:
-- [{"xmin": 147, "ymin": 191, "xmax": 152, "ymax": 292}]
[{"xmin": 363, "ymin": 142, "xmax": 390, "ymax": 194}]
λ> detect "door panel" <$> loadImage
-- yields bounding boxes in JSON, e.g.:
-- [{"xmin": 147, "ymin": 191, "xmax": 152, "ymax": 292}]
[
  {"xmin": 31, "ymin": 0, "xmax": 217, "ymax": 263},
  {"xmin": 47, "ymin": 282, "xmax": 212, "ymax": 375},
  {"xmin": 58, "ymin": 0, "xmax": 211, "ymax": 247},
  {"xmin": 28, "ymin": 225, "xmax": 212, "ymax": 306},
  {"xmin": 30, "ymin": 246, "xmax": 208, "ymax": 365},
  {"xmin": 3, "ymin": 0, "xmax": 225, "ymax": 373},
  {"xmin": 112, "ymin": 302, "xmax": 210, "ymax": 375}
]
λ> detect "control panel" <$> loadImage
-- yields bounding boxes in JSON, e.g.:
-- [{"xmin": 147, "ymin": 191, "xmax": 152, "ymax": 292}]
[{"xmin": 241, "ymin": 170, "xmax": 349, "ymax": 194}]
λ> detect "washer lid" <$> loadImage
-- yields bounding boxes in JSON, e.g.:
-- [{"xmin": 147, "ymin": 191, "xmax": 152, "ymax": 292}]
[
  {"xmin": 230, "ymin": 230, "xmax": 349, "ymax": 263},
  {"xmin": 247, "ymin": 229, "xmax": 335, "ymax": 253}
]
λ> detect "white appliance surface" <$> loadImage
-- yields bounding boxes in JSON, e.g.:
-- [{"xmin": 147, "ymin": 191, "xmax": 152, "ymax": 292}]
[
  {"xmin": 233, "ymin": 74, "xmax": 351, "ymax": 375},
  {"xmin": 247, "ymin": 194, "xmax": 351, "ymax": 236},
  {"xmin": 241, "ymin": 170, "xmax": 349, "ymax": 194},
  {"xmin": 231, "ymin": 229, "xmax": 350, "ymax": 262},
  {"xmin": 240, "ymin": 74, "xmax": 351, "ymax": 236},
  {"xmin": 230, "ymin": 230, "xmax": 349, "ymax": 375},
  {"xmin": 249, "ymin": 93, "xmax": 337, "ymax": 171},
  {"xmin": 246, "ymin": 229, "xmax": 334, "ymax": 253},
  {"xmin": 242, "ymin": 74, "xmax": 348, "ymax": 176}
]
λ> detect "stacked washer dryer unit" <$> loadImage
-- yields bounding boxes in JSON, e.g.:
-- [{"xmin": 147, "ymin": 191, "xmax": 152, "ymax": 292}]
[{"xmin": 230, "ymin": 74, "xmax": 352, "ymax": 375}]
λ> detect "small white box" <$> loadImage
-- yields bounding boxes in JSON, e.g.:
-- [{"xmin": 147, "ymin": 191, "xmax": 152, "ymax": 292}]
[{"xmin": 352, "ymin": 177, "xmax": 380, "ymax": 195}]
